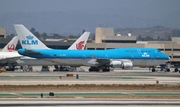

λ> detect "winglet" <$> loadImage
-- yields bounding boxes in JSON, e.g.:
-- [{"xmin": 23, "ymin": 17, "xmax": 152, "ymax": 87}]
[
  {"xmin": 14, "ymin": 24, "xmax": 49, "ymax": 49},
  {"xmin": 68, "ymin": 32, "xmax": 90, "ymax": 50},
  {"xmin": 1, "ymin": 36, "xmax": 18, "ymax": 52}
]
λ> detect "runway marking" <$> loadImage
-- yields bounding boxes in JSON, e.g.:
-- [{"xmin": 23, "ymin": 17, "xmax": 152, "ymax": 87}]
[{"xmin": 1, "ymin": 91, "xmax": 180, "ymax": 98}]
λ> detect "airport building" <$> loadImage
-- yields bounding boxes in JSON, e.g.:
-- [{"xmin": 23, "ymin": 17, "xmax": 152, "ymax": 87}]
[
  {"xmin": 86, "ymin": 27, "xmax": 180, "ymax": 64},
  {"xmin": 0, "ymin": 28, "xmax": 7, "ymax": 38},
  {"xmin": 0, "ymin": 27, "xmax": 180, "ymax": 64}
]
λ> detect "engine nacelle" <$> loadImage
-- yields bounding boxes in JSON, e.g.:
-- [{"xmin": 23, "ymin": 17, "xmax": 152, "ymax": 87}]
[
  {"xmin": 110, "ymin": 60, "xmax": 133, "ymax": 70},
  {"xmin": 122, "ymin": 62, "xmax": 133, "ymax": 70},
  {"xmin": 110, "ymin": 60, "xmax": 122, "ymax": 68}
]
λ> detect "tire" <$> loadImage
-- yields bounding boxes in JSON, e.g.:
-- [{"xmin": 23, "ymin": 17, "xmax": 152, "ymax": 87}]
[
  {"xmin": 88, "ymin": 69, "xmax": 91, "ymax": 72},
  {"xmin": 166, "ymin": 68, "xmax": 170, "ymax": 72},
  {"xmin": 96, "ymin": 68, "xmax": 99, "ymax": 72},
  {"xmin": 174, "ymin": 68, "xmax": 178, "ymax": 72},
  {"xmin": 152, "ymin": 69, "xmax": 155, "ymax": 72}
]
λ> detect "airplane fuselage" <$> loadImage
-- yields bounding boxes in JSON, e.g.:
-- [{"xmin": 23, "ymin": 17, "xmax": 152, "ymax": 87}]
[{"xmin": 18, "ymin": 48, "xmax": 170, "ymax": 67}]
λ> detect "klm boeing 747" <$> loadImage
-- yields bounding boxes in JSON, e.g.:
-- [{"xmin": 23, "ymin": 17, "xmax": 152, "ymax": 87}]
[{"xmin": 18, "ymin": 47, "xmax": 170, "ymax": 72}]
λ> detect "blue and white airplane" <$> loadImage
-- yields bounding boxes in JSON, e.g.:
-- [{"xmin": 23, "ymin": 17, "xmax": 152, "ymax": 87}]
[{"xmin": 18, "ymin": 43, "xmax": 170, "ymax": 71}]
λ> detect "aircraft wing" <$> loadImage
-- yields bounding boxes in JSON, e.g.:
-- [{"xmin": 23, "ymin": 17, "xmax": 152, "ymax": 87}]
[
  {"xmin": 96, "ymin": 59, "xmax": 110, "ymax": 66},
  {"xmin": 0, "ymin": 56, "xmax": 23, "ymax": 64},
  {"xmin": 88, "ymin": 57, "xmax": 132, "ymax": 67},
  {"xmin": 88, "ymin": 58, "xmax": 110, "ymax": 66}
]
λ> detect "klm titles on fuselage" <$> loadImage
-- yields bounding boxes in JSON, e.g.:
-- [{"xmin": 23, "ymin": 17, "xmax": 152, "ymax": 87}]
[{"xmin": 22, "ymin": 35, "xmax": 38, "ymax": 45}]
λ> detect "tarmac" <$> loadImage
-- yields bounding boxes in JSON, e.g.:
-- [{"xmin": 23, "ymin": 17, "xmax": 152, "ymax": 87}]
[
  {"xmin": 0, "ymin": 66, "xmax": 180, "ymax": 107},
  {"xmin": 0, "ymin": 67, "xmax": 180, "ymax": 85}
]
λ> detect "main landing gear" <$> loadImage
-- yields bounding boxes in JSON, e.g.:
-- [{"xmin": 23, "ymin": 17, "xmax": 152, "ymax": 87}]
[
  {"xmin": 89, "ymin": 66, "xmax": 99, "ymax": 72},
  {"xmin": 150, "ymin": 67, "xmax": 170, "ymax": 72},
  {"xmin": 89, "ymin": 66, "xmax": 110, "ymax": 72},
  {"xmin": 5, "ymin": 66, "xmax": 15, "ymax": 71}
]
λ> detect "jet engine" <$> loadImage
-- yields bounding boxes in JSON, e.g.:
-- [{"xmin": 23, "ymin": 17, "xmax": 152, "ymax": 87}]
[
  {"xmin": 110, "ymin": 60, "xmax": 122, "ymax": 68},
  {"xmin": 122, "ymin": 62, "xmax": 133, "ymax": 69},
  {"xmin": 110, "ymin": 60, "xmax": 133, "ymax": 70}
]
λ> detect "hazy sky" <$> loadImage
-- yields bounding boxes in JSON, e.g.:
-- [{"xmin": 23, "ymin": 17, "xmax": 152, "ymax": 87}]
[
  {"xmin": 1, "ymin": 0, "xmax": 179, "ymax": 15},
  {"xmin": 1, "ymin": 0, "xmax": 180, "ymax": 34}
]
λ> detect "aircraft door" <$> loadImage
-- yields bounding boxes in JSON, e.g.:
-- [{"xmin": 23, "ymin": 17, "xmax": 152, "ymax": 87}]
[
  {"xmin": 131, "ymin": 55, "xmax": 134, "ymax": 61},
  {"xmin": 105, "ymin": 54, "xmax": 109, "ymax": 59},
  {"xmin": 82, "ymin": 54, "xmax": 86, "ymax": 60},
  {"xmin": 137, "ymin": 49, "xmax": 141, "ymax": 54},
  {"xmin": 151, "ymin": 55, "xmax": 154, "ymax": 60}
]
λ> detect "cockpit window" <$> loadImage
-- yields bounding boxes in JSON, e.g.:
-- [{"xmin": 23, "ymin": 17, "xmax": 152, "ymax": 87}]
[{"xmin": 155, "ymin": 49, "xmax": 161, "ymax": 52}]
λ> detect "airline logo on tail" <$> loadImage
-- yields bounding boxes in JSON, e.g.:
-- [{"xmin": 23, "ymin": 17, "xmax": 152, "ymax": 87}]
[
  {"xmin": 76, "ymin": 41, "xmax": 85, "ymax": 50},
  {"xmin": 7, "ymin": 44, "xmax": 15, "ymax": 52},
  {"xmin": 22, "ymin": 35, "xmax": 38, "ymax": 45}
]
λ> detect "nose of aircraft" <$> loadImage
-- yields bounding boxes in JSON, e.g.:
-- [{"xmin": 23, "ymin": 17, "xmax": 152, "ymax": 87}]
[{"xmin": 162, "ymin": 52, "xmax": 170, "ymax": 60}]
